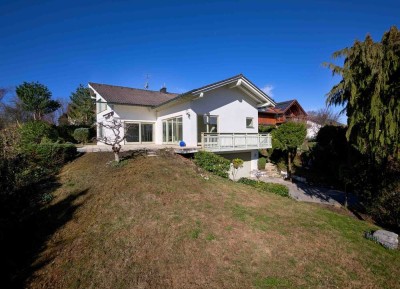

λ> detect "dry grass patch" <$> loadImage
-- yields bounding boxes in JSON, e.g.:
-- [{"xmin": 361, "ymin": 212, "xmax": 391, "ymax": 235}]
[{"xmin": 26, "ymin": 152, "xmax": 400, "ymax": 289}]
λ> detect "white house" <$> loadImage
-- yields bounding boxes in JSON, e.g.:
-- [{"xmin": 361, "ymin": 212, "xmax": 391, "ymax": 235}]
[{"xmin": 89, "ymin": 74, "xmax": 276, "ymax": 178}]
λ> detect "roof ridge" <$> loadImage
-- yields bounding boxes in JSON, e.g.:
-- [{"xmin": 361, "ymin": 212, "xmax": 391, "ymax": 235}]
[{"xmin": 277, "ymin": 99, "xmax": 296, "ymax": 104}]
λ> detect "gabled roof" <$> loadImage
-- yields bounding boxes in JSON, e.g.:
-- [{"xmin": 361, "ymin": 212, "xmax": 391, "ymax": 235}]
[
  {"xmin": 155, "ymin": 74, "xmax": 276, "ymax": 108},
  {"xmin": 89, "ymin": 82, "xmax": 179, "ymax": 107},
  {"xmin": 275, "ymin": 100, "xmax": 297, "ymax": 112},
  {"xmin": 259, "ymin": 99, "xmax": 307, "ymax": 116},
  {"xmin": 89, "ymin": 74, "xmax": 276, "ymax": 108}
]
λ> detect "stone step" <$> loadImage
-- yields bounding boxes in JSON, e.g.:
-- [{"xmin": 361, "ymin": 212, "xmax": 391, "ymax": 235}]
[
  {"xmin": 263, "ymin": 163, "xmax": 284, "ymax": 178},
  {"xmin": 146, "ymin": 150, "xmax": 158, "ymax": 157}
]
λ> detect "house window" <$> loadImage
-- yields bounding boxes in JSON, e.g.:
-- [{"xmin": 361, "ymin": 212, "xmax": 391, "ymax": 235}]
[
  {"xmin": 125, "ymin": 122, "xmax": 154, "ymax": 143},
  {"xmin": 197, "ymin": 115, "xmax": 218, "ymax": 143},
  {"xmin": 202, "ymin": 115, "xmax": 218, "ymax": 132},
  {"xmin": 162, "ymin": 116, "xmax": 183, "ymax": 143},
  {"xmin": 96, "ymin": 100, "xmax": 107, "ymax": 114},
  {"xmin": 98, "ymin": 123, "xmax": 104, "ymax": 139},
  {"xmin": 246, "ymin": 117, "xmax": 254, "ymax": 128}
]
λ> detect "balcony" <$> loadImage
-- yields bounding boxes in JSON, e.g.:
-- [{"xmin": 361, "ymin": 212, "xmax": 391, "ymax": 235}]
[{"xmin": 201, "ymin": 133, "xmax": 272, "ymax": 152}]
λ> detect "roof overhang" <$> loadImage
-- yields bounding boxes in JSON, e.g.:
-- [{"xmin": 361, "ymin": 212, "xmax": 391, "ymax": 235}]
[
  {"xmin": 155, "ymin": 74, "xmax": 276, "ymax": 109},
  {"xmin": 191, "ymin": 75, "xmax": 275, "ymax": 105}
]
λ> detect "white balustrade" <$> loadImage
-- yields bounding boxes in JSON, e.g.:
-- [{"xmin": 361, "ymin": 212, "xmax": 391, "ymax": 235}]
[{"xmin": 201, "ymin": 133, "xmax": 272, "ymax": 151}]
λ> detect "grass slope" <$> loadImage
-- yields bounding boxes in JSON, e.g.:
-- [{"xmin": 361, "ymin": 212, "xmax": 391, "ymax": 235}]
[{"xmin": 27, "ymin": 152, "xmax": 400, "ymax": 289}]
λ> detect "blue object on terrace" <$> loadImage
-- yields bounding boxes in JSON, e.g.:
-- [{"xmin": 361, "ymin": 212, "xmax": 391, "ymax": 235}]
[{"xmin": 179, "ymin": 140, "xmax": 186, "ymax": 147}]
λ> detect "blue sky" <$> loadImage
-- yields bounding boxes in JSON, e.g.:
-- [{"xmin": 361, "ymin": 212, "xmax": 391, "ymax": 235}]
[{"xmin": 0, "ymin": 0, "xmax": 399, "ymax": 119}]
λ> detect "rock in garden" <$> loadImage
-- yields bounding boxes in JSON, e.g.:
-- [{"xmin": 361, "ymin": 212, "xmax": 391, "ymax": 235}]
[{"xmin": 372, "ymin": 230, "xmax": 398, "ymax": 249}]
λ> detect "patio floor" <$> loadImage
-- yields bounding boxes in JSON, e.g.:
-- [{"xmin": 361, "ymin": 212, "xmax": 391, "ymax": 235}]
[{"xmin": 76, "ymin": 144, "xmax": 200, "ymax": 153}]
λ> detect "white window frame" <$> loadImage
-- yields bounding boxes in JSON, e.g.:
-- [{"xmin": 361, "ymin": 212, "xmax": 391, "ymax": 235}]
[
  {"xmin": 203, "ymin": 115, "xmax": 218, "ymax": 133},
  {"xmin": 162, "ymin": 116, "xmax": 183, "ymax": 144},
  {"xmin": 96, "ymin": 100, "xmax": 107, "ymax": 114},
  {"xmin": 125, "ymin": 121, "xmax": 155, "ymax": 144},
  {"xmin": 246, "ymin": 117, "xmax": 254, "ymax": 128}
]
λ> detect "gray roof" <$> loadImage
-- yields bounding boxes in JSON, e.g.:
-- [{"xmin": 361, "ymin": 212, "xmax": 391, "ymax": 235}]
[
  {"xmin": 90, "ymin": 74, "xmax": 275, "ymax": 108},
  {"xmin": 274, "ymin": 100, "xmax": 297, "ymax": 111},
  {"xmin": 89, "ymin": 82, "xmax": 179, "ymax": 107}
]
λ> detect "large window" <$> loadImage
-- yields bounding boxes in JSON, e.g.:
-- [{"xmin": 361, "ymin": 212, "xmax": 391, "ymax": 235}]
[
  {"xmin": 162, "ymin": 116, "xmax": 182, "ymax": 143},
  {"xmin": 141, "ymin": 123, "xmax": 153, "ymax": 142},
  {"xmin": 125, "ymin": 122, "xmax": 154, "ymax": 143},
  {"xmin": 197, "ymin": 115, "xmax": 218, "ymax": 143}
]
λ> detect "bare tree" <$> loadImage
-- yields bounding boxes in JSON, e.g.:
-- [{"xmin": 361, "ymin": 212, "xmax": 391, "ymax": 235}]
[
  {"xmin": 97, "ymin": 116, "xmax": 126, "ymax": 162},
  {"xmin": 0, "ymin": 88, "xmax": 32, "ymax": 127},
  {"xmin": 307, "ymin": 107, "xmax": 342, "ymax": 126}
]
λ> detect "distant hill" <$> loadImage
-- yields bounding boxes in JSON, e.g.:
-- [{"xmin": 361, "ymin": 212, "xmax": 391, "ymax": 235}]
[{"xmin": 24, "ymin": 152, "xmax": 399, "ymax": 288}]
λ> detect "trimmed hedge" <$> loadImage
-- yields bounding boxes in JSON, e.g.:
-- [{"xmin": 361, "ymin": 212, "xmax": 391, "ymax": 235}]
[
  {"xmin": 73, "ymin": 128, "xmax": 89, "ymax": 144},
  {"xmin": 56, "ymin": 125, "xmax": 96, "ymax": 143},
  {"xmin": 238, "ymin": 177, "xmax": 289, "ymax": 198},
  {"xmin": 194, "ymin": 151, "xmax": 231, "ymax": 178},
  {"xmin": 258, "ymin": 157, "xmax": 266, "ymax": 170}
]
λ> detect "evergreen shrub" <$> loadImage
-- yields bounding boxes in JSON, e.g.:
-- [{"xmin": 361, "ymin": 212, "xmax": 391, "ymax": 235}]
[
  {"xmin": 73, "ymin": 128, "xmax": 90, "ymax": 144},
  {"xmin": 194, "ymin": 151, "xmax": 230, "ymax": 178},
  {"xmin": 238, "ymin": 177, "xmax": 289, "ymax": 197}
]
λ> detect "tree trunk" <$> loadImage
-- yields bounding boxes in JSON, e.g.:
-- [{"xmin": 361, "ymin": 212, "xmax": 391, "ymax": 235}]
[
  {"xmin": 114, "ymin": 152, "xmax": 120, "ymax": 163},
  {"xmin": 344, "ymin": 183, "xmax": 348, "ymax": 208}
]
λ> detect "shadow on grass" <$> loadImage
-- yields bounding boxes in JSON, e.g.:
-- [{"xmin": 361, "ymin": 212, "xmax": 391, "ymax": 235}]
[
  {"xmin": 1, "ymin": 177, "xmax": 89, "ymax": 289},
  {"xmin": 295, "ymin": 181, "xmax": 366, "ymax": 220}
]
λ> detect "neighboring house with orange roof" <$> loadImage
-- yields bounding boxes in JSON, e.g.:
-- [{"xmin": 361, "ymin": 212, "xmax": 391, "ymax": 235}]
[{"xmin": 258, "ymin": 99, "xmax": 307, "ymax": 126}]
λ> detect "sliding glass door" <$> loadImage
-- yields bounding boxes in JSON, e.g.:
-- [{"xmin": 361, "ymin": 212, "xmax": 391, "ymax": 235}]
[
  {"xmin": 125, "ymin": 122, "xmax": 154, "ymax": 143},
  {"xmin": 141, "ymin": 123, "xmax": 153, "ymax": 142},
  {"xmin": 162, "ymin": 116, "xmax": 182, "ymax": 144}
]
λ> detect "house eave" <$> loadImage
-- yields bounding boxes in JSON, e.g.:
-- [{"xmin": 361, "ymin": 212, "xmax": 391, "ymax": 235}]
[{"xmin": 155, "ymin": 74, "xmax": 276, "ymax": 109}]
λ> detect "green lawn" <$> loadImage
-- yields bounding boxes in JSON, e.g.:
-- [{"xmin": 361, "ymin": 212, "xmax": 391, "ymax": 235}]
[{"xmin": 26, "ymin": 152, "xmax": 399, "ymax": 289}]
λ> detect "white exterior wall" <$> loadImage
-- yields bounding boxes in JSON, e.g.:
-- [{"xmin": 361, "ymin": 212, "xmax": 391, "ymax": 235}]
[
  {"xmin": 114, "ymin": 105, "xmax": 157, "ymax": 144},
  {"xmin": 95, "ymin": 94, "xmax": 115, "ymax": 142},
  {"xmin": 155, "ymin": 101, "xmax": 197, "ymax": 146},
  {"xmin": 95, "ymin": 85, "xmax": 262, "ymax": 146},
  {"xmin": 114, "ymin": 105, "xmax": 156, "ymax": 121},
  {"xmin": 96, "ymin": 97, "xmax": 157, "ymax": 144},
  {"xmin": 221, "ymin": 149, "xmax": 258, "ymax": 180},
  {"xmin": 190, "ymin": 87, "xmax": 259, "ymax": 134}
]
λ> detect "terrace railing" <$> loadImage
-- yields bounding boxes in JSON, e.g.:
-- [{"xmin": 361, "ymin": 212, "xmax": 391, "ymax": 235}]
[{"xmin": 201, "ymin": 133, "xmax": 272, "ymax": 152}]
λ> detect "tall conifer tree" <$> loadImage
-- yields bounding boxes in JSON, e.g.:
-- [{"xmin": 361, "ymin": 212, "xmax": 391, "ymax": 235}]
[{"xmin": 325, "ymin": 26, "xmax": 400, "ymax": 162}]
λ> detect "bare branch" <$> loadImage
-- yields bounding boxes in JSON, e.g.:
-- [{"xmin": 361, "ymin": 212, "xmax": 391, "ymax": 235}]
[{"xmin": 97, "ymin": 118, "xmax": 126, "ymax": 162}]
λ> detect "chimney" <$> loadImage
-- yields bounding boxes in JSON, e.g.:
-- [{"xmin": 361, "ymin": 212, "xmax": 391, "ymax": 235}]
[{"xmin": 160, "ymin": 83, "xmax": 167, "ymax": 93}]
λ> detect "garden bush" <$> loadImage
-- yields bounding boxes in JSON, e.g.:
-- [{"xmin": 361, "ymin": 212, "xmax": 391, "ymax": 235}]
[
  {"xmin": 258, "ymin": 157, "xmax": 266, "ymax": 170},
  {"xmin": 19, "ymin": 121, "xmax": 58, "ymax": 147},
  {"xmin": 73, "ymin": 127, "xmax": 89, "ymax": 144},
  {"xmin": 56, "ymin": 125, "xmax": 96, "ymax": 143},
  {"xmin": 23, "ymin": 142, "xmax": 77, "ymax": 167},
  {"xmin": 194, "ymin": 151, "xmax": 230, "ymax": 178},
  {"xmin": 238, "ymin": 177, "xmax": 289, "ymax": 197}
]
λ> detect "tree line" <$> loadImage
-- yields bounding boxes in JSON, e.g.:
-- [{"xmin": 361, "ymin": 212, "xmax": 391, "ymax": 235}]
[
  {"xmin": 322, "ymin": 26, "xmax": 399, "ymax": 229},
  {"xmin": 0, "ymin": 81, "xmax": 95, "ymax": 286}
]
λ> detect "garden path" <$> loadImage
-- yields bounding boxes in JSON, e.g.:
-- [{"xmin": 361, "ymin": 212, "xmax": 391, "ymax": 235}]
[{"xmin": 259, "ymin": 176, "xmax": 358, "ymax": 207}]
